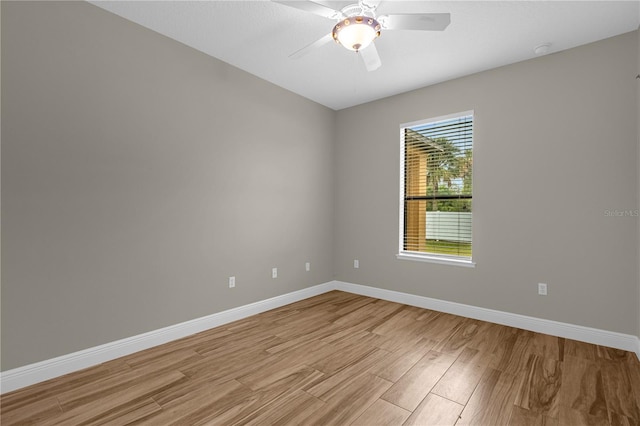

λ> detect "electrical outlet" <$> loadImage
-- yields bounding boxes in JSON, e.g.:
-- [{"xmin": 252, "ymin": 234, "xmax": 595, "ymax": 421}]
[
  {"xmin": 272, "ymin": 267, "xmax": 278, "ymax": 279},
  {"xmin": 229, "ymin": 276, "xmax": 235, "ymax": 288},
  {"xmin": 305, "ymin": 262, "xmax": 310, "ymax": 272},
  {"xmin": 538, "ymin": 283, "xmax": 547, "ymax": 296},
  {"xmin": 354, "ymin": 259, "xmax": 359, "ymax": 269}
]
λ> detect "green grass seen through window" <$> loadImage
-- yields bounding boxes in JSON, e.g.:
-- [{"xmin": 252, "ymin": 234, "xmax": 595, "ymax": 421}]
[{"xmin": 424, "ymin": 240, "xmax": 471, "ymax": 257}]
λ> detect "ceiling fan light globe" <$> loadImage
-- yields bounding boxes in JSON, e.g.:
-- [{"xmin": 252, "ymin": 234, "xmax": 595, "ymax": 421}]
[{"xmin": 332, "ymin": 16, "xmax": 380, "ymax": 52}]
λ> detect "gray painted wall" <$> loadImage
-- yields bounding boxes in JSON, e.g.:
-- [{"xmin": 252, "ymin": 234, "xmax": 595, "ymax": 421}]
[
  {"xmin": 1, "ymin": 1, "xmax": 639, "ymax": 372},
  {"xmin": 334, "ymin": 32, "xmax": 639, "ymax": 336},
  {"xmin": 1, "ymin": 1, "xmax": 335, "ymax": 370}
]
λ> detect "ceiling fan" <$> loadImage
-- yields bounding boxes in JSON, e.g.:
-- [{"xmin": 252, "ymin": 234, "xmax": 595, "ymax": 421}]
[{"xmin": 273, "ymin": 0, "xmax": 451, "ymax": 72}]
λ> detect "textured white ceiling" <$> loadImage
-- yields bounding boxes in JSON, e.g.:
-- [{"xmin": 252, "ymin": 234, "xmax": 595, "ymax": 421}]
[{"xmin": 90, "ymin": 1, "xmax": 639, "ymax": 110}]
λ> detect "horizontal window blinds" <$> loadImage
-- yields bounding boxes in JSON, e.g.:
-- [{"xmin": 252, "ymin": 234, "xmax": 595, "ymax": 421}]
[{"xmin": 402, "ymin": 114, "xmax": 473, "ymax": 258}]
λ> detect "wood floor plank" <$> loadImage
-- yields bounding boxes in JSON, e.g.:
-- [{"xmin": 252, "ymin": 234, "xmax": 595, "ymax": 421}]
[
  {"xmin": 607, "ymin": 411, "xmax": 637, "ymax": 426},
  {"xmin": 600, "ymin": 359, "xmax": 640, "ymax": 422},
  {"xmin": 489, "ymin": 328, "xmax": 533, "ymax": 375},
  {"xmin": 463, "ymin": 321, "xmax": 511, "ymax": 354},
  {"xmin": 0, "ymin": 396, "xmax": 62, "ymax": 426},
  {"xmin": 193, "ymin": 329, "xmax": 283, "ymax": 358},
  {"xmin": 369, "ymin": 299, "xmax": 406, "ymax": 318},
  {"xmin": 150, "ymin": 371, "xmax": 239, "ymax": 408},
  {"xmin": 56, "ymin": 367, "xmax": 152, "ymax": 411},
  {"xmin": 369, "ymin": 330, "xmax": 425, "ymax": 352},
  {"xmin": 303, "ymin": 373, "xmax": 393, "ymax": 425},
  {"xmin": 403, "ymin": 393, "xmax": 464, "ymax": 426},
  {"xmin": 237, "ymin": 354, "xmax": 320, "ymax": 391},
  {"xmin": 321, "ymin": 318, "xmax": 386, "ymax": 344},
  {"xmin": 39, "ymin": 371, "xmax": 187, "ymax": 426},
  {"xmin": 565, "ymin": 338, "xmax": 599, "ymax": 361},
  {"xmin": 201, "ymin": 365, "xmax": 325, "ymax": 425},
  {"xmin": 309, "ymin": 337, "xmax": 379, "ymax": 375},
  {"xmin": 88, "ymin": 398, "xmax": 162, "ymax": 426},
  {"xmin": 414, "ymin": 311, "xmax": 467, "ymax": 342},
  {"xmin": 625, "ymin": 356, "xmax": 640, "ymax": 408},
  {"xmin": 330, "ymin": 295, "xmax": 376, "ymax": 317},
  {"xmin": 522, "ymin": 332, "xmax": 565, "ymax": 362},
  {"xmin": 430, "ymin": 346, "xmax": 490, "ymax": 405},
  {"xmin": 457, "ymin": 367, "xmax": 521, "ymax": 425},
  {"xmin": 559, "ymin": 355, "xmax": 609, "ymax": 421},
  {"xmin": 100, "ymin": 359, "xmax": 133, "ymax": 375},
  {"xmin": 125, "ymin": 347, "xmax": 204, "ymax": 371},
  {"xmin": 370, "ymin": 309, "xmax": 419, "ymax": 337},
  {"xmin": 305, "ymin": 348, "xmax": 389, "ymax": 400},
  {"xmin": 368, "ymin": 338, "xmax": 436, "ymax": 383},
  {"xmin": 138, "ymin": 379, "xmax": 251, "ymax": 425},
  {"xmin": 509, "ymin": 405, "xmax": 559, "ymax": 426},
  {"xmin": 414, "ymin": 307, "xmax": 441, "ymax": 322},
  {"xmin": 269, "ymin": 337, "xmax": 339, "ymax": 367},
  {"xmin": 350, "ymin": 398, "xmax": 411, "ymax": 426},
  {"xmin": 176, "ymin": 344, "xmax": 273, "ymax": 384},
  {"xmin": 271, "ymin": 310, "xmax": 338, "ymax": 339},
  {"xmin": 266, "ymin": 321, "xmax": 344, "ymax": 354},
  {"xmin": 52, "ymin": 350, "xmax": 199, "ymax": 412},
  {"xmin": 238, "ymin": 389, "xmax": 325, "ymax": 426},
  {"xmin": 332, "ymin": 302, "xmax": 384, "ymax": 326},
  {"xmin": 514, "ymin": 354, "xmax": 562, "ymax": 418},
  {"xmin": 433, "ymin": 317, "xmax": 482, "ymax": 357},
  {"xmin": 558, "ymin": 405, "xmax": 611, "ymax": 426},
  {"xmin": 597, "ymin": 347, "xmax": 632, "ymax": 362},
  {"xmin": 381, "ymin": 350, "xmax": 456, "ymax": 411},
  {"xmin": 0, "ymin": 365, "xmax": 112, "ymax": 413},
  {"xmin": 2, "ymin": 290, "xmax": 638, "ymax": 426}
]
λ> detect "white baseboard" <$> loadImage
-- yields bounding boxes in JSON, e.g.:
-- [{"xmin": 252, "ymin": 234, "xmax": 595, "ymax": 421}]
[
  {"xmin": 0, "ymin": 282, "xmax": 333, "ymax": 394},
  {"xmin": 332, "ymin": 281, "xmax": 640, "ymax": 360},
  {"xmin": 3, "ymin": 280, "xmax": 639, "ymax": 393}
]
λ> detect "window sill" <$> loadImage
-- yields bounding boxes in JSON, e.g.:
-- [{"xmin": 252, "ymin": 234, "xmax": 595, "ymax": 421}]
[{"xmin": 396, "ymin": 253, "xmax": 476, "ymax": 268}]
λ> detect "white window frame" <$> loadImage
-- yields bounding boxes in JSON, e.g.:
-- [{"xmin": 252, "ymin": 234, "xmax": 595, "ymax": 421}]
[{"xmin": 397, "ymin": 110, "xmax": 476, "ymax": 268}]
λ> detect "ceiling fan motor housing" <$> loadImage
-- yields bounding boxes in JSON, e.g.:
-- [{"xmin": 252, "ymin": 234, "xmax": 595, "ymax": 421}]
[
  {"xmin": 275, "ymin": 0, "xmax": 452, "ymax": 72},
  {"xmin": 332, "ymin": 15, "xmax": 381, "ymax": 51}
]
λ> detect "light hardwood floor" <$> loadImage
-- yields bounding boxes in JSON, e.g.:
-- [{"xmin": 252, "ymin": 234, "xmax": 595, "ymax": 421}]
[{"xmin": 2, "ymin": 290, "xmax": 640, "ymax": 425}]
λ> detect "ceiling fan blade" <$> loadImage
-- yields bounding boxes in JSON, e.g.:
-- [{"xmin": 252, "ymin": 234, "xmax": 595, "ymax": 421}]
[
  {"xmin": 359, "ymin": 43, "xmax": 381, "ymax": 72},
  {"xmin": 361, "ymin": 0, "xmax": 383, "ymax": 11},
  {"xmin": 289, "ymin": 33, "xmax": 333, "ymax": 59},
  {"xmin": 272, "ymin": 0, "xmax": 342, "ymax": 20},
  {"xmin": 381, "ymin": 13, "xmax": 451, "ymax": 31}
]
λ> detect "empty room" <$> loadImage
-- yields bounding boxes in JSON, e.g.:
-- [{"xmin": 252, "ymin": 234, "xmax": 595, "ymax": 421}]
[{"xmin": 2, "ymin": 0, "xmax": 640, "ymax": 424}]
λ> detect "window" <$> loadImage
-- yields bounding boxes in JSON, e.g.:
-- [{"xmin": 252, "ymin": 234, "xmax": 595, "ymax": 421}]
[{"xmin": 398, "ymin": 111, "xmax": 474, "ymax": 266}]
